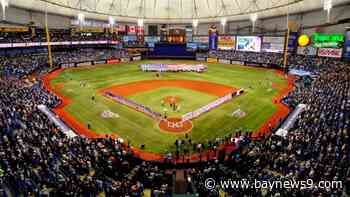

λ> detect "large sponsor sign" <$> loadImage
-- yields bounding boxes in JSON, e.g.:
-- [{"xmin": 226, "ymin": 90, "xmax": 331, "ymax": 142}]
[
  {"xmin": 107, "ymin": 59, "xmax": 121, "ymax": 64},
  {"xmin": 236, "ymin": 36, "xmax": 261, "ymax": 52},
  {"xmin": 317, "ymin": 48, "xmax": 343, "ymax": 58},
  {"xmin": 297, "ymin": 46, "xmax": 317, "ymax": 56},
  {"xmin": 218, "ymin": 36, "xmax": 235, "ymax": 50},
  {"xmin": 312, "ymin": 32, "xmax": 345, "ymax": 48},
  {"xmin": 207, "ymin": 58, "xmax": 218, "ymax": 63},
  {"xmin": 218, "ymin": 59, "xmax": 231, "ymax": 64},
  {"xmin": 262, "ymin": 36, "xmax": 284, "ymax": 53}
]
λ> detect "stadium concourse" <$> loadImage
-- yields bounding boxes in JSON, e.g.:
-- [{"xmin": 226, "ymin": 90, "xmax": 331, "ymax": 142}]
[{"xmin": 0, "ymin": 0, "xmax": 350, "ymax": 196}]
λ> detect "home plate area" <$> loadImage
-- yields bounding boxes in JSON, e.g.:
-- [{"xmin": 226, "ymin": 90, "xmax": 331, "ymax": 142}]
[{"xmin": 102, "ymin": 79, "xmax": 244, "ymax": 133}]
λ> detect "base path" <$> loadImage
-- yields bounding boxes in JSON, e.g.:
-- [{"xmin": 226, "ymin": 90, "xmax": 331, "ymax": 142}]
[
  {"xmin": 101, "ymin": 80, "xmax": 237, "ymax": 97},
  {"xmin": 159, "ymin": 118, "xmax": 193, "ymax": 133}
]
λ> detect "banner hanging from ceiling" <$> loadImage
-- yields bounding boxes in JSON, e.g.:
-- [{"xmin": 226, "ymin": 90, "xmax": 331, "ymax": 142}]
[
  {"xmin": 208, "ymin": 25, "xmax": 218, "ymax": 50},
  {"xmin": 343, "ymin": 30, "xmax": 350, "ymax": 59}
]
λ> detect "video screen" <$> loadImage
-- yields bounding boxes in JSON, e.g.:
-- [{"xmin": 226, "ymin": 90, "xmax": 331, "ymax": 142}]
[
  {"xmin": 236, "ymin": 36, "xmax": 261, "ymax": 52},
  {"xmin": 261, "ymin": 36, "xmax": 284, "ymax": 53}
]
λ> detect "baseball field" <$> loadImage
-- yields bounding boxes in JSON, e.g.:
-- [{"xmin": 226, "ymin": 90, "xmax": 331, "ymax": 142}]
[{"xmin": 47, "ymin": 60, "xmax": 291, "ymax": 154}]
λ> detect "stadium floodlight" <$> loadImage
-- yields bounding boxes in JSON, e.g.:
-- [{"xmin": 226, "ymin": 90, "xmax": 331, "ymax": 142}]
[
  {"xmin": 192, "ymin": 19, "xmax": 198, "ymax": 28},
  {"xmin": 221, "ymin": 17, "xmax": 227, "ymax": 26},
  {"xmin": 221, "ymin": 17, "xmax": 227, "ymax": 34},
  {"xmin": 0, "ymin": 0, "xmax": 9, "ymax": 20},
  {"xmin": 250, "ymin": 13, "xmax": 258, "ymax": 32},
  {"xmin": 108, "ymin": 16, "xmax": 115, "ymax": 26},
  {"xmin": 323, "ymin": 0, "xmax": 332, "ymax": 22},
  {"xmin": 323, "ymin": 0, "xmax": 332, "ymax": 10},
  {"xmin": 77, "ymin": 13, "xmax": 85, "ymax": 26},
  {"xmin": 137, "ymin": 18, "xmax": 144, "ymax": 27}
]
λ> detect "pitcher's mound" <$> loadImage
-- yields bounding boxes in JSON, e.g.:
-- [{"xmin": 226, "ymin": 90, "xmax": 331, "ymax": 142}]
[
  {"xmin": 163, "ymin": 96, "xmax": 181, "ymax": 104},
  {"xmin": 159, "ymin": 117, "xmax": 192, "ymax": 133}
]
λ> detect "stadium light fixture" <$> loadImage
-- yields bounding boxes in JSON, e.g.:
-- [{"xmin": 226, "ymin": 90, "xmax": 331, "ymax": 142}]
[
  {"xmin": 108, "ymin": 16, "xmax": 115, "ymax": 26},
  {"xmin": 221, "ymin": 17, "xmax": 227, "ymax": 34},
  {"xmin": 0, "ymin": 0, "xmax": 9, "ymax": 20},
  {"xmin": 250, "ymin": 13, "xmax": 258, "ymax": 32},
  {"xmin": 77, "ymin": 13, "xmax": 85, "ymax": 27},
  {"xmin": 137, "ymin": 18, "xmax": 144, "ymax": 27},
  {"xmin": 323, "ymin": 0, "xmax": 332, "ymax": 22}
]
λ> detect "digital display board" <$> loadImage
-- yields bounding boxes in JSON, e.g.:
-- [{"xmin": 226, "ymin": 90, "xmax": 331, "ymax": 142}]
[
  {"xmin": 186, "ymin": 42, "xmax": 198, "ymax": 50},
  {"xmin": 261, "ymin": 36, "xmax": 284, "ymax": 53},
  {"xmin": 236, "ymin": 36, "xmax": 261, "ymax": 52},
  {"xmin": 218, "ymin": 36, "xmax": 235, "ymax": 50}
]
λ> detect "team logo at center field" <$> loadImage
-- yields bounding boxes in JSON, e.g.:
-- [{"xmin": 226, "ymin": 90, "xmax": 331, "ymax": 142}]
[{"xmin": 101, "ymin": 79, "xmax": 244, "ymax": 133}]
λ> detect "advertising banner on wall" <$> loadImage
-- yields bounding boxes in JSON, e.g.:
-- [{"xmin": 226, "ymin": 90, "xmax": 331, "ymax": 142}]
[
  {"xmin": 261, "ymin": 36, "xmax": 284, "ymax": 53},
  {"xmin": 236, "ymin": 36, "xmax": 261, "ymax": 52},
  {"xmin": 207, "ymin": 58, "xmax": 218, "ymax": 63},
  {"xmin": 107, "ymin": 59, "xmax": 121, "ymax": 64},
  {"xmin": 317, "ymin": 48, "xmax": 343, "ymax": 58},
  {"xmin": 218, "ymin": 36, "xmax": 236, "ymax": 50},
  {"xmin": 297, "ymin": 46, "xmax": 317, "ymax": 56},
  {"xmin": 344, "ymin": 30, "xmax": 350, "ymax": 59}
]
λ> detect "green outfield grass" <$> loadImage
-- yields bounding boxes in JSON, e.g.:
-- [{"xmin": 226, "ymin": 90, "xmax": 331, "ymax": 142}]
[
  {"xmin": 51, "ymin": 60, "xmax": 287, "ymax": 153},
  {"xmin": 128, "ymin": 87, "xmax": 218, "ymax": 117}
]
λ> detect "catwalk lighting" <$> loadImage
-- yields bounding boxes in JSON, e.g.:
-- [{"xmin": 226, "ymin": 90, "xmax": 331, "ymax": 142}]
[
  {"xmin": 250, "ymin": 13, "xmax": 258, "ymax": 32},
  {"xmin": 192, "ymin": 19, "xmax": 198, "ymax": 28},
  {"xmin": 108, "ymin": 16, "xmax": 115, "ymax": 26},
  {"xmin": 137, "ymin": 18, "xmax": 144, "ymax": 27},
  {"xmin": 0, "ymin": 0, "xmax": 9, "ymax": 20}
]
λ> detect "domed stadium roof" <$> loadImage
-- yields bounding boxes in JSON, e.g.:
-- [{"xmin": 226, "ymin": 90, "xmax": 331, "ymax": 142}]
[{"xmin": 9, "ymin": 0, "xmax": 350, "ymax": 23}]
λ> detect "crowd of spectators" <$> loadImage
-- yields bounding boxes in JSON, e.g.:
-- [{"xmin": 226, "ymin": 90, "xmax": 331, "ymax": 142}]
[
  {"xmin": 188, "ymin": 61, "xmax": 350, "ymax": 196},
  {"xmin": 0, "ymin": 52, "xmax": 172, "ymax": 196},
  {"xmin": 0, "ymin": 47, "xmax": 349, "ymax": 196},
  {"xmin": 0, "ymin": 48, "xmax": 130, "ymax": 78},
  {"xmin": 0, "ymin": 30, "xmax": 116, "ymax": 44},
  {"xmin": 207, "ymin": 50, "xmax": 343, "ymax": 73},
  {"xmin": 208, "ymin": 50, "xmax": 283, "ymax": 66}
]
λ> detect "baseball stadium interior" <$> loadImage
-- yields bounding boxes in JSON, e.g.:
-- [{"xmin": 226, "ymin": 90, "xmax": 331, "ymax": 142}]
[{"xmin": 0, "ymin": 0, "xmax": 350, "ymax": 196}]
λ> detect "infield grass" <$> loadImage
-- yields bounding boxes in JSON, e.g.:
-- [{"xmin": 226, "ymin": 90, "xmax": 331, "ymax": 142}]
[
  {"xmin": 51, "ymin": 60, "xmax": 287, "ymax": 153},
  {"xmin": 128, "ymin": 87, "xmax": 218, "ymax": 117}
]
